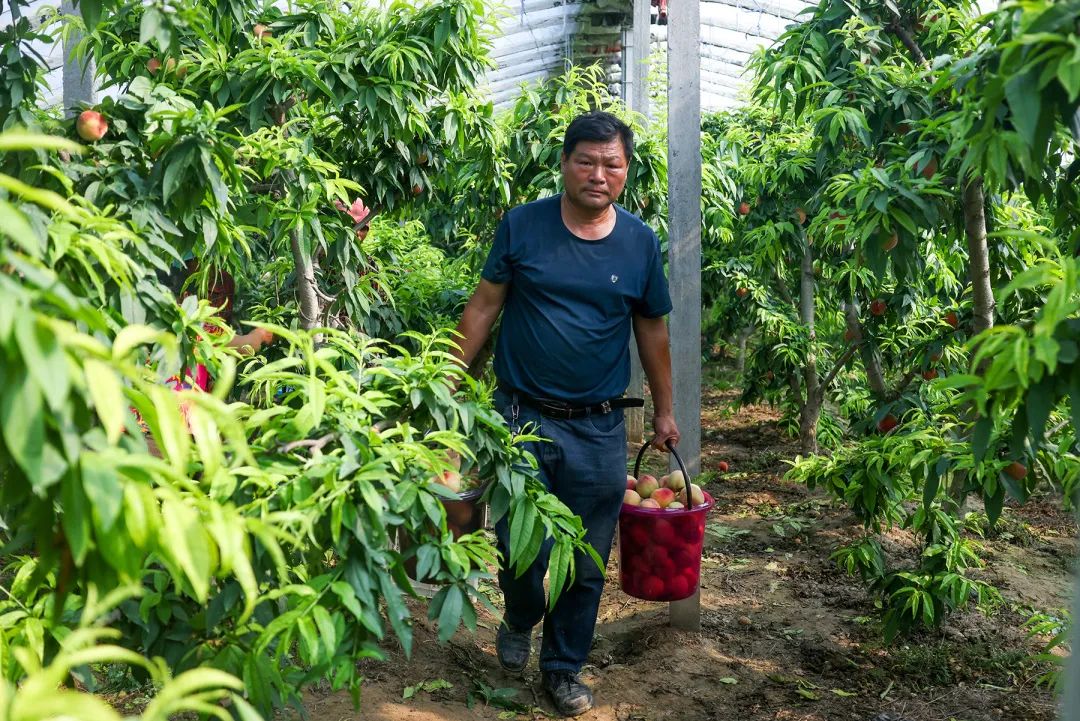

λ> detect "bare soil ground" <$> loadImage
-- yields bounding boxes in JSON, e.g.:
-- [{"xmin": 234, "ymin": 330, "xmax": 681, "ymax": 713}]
[{"xmin": 303, "ymin": 382, "xmax": 1074, "ymax": 721}]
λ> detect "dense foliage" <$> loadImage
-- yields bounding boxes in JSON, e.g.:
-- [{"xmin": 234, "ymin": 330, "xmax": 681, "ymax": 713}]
[
  {"xmin": 703, "ymin": 0, "xmax": 1080, "ymax": 648},
  {"xmin": 5, "ymin": 0, "xmax": 1079, "ymax": 713},
  {"xmin": 0, "ymin": 0, "xmax": 671, "ymax": 717}
]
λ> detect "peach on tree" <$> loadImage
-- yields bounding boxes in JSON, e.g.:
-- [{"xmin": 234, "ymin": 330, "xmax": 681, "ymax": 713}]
[{"xmin": 76, "ymin": 110, "xmax": 108, "ymax": 141}]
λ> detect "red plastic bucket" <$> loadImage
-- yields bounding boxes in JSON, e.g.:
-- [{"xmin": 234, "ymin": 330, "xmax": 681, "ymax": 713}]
[{"xmin": 618, "ymin": 441, "xmax": 714, "ymax": 601}]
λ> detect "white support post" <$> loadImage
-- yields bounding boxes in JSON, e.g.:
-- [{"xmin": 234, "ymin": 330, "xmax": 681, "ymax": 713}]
[
  {"xmin": 631, "ymin": 0, "xmax": 651, "ymax": 117},
  {"xmin": 61, "ymin": 0, "xmax": 95, "ymax": 117},
  {"xmin": 625, "ymin": 0, "xmax": 652, "ymax": 447},
  {"xmin": 666, "ymin": 0, "xmax": 702, "ymax": 632},
  {"xmin": 1065, "ymin": 564, "xmax": 1080, "ymax": 720}
]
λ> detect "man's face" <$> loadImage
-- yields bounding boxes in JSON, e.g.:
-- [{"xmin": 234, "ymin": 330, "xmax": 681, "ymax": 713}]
[{"xmin": 561, "ymin": 138, "xmax": 629, "ymax": 212}]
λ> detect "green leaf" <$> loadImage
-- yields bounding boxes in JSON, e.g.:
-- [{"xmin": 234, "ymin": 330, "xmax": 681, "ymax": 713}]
[
  {"xmin": 161, "ymin": 498, "xmax": 212, "ymax": 601},
  {"xmin": 922, "ymin": 463, "xmax": 940, "ymax": 512},
  {"xmin": 1025, "ymin": 379, "xmax": 1053, "ymax": 446},
  {"xmin": 972, "ymin": 416, "xmax": 993, "ymax": 464},
  {"xmin": 1005, "ymin": 71, "xmax": 1041, "ymax": 147},
  {"xmin": 162, "ymin": 152, "xmax": 192, "ymax": 206},
  {"xmin": 297, "ymin": 617, "xmax": 320, "ymax": 663},
  {"xmin": 142, "ymin": 668, "xmax": 243, "ymax": 719},
  {"xmin": 113, "ymin": 324, "xmax": 165, "ymax": 359},
  {"xmin": 82, "ymin": 454, "xmax": 122, "ymax": 533},
  {"xmin": 61, "ymin": 474, "xmax": 92, "ymax": 565},
  {"xmin": 984, "ymin": 487, "xmax": 1005, "ymax": 526},
  {"xmin": 84, "ymin": 358, "xmax": 126, "ymax": 446},
  {"xmin": 312, "ymin": 606, "xmax": 337, "ymax": 658},
  {"xmin": 378, "ymin": 570, "xmax": 413, "ymax": 656},
  {"xmin": 0, "ymin": 133, "xmax": 81, "ymax": 153},
  {"xmin": 17, "ymin": 690, "xmax": 122, "ymax": 721},
  {"xmin": 15, "ymin": 317, "xmax": 69, "ymax": 412},
  {"xmin": 138, "ymin": 6, "xmax": 173, "ymax": 53},
  {"xmin": 436, "ymin": 584, "xmax": 464, "ymax": 643},
  {"xmin": 0, "ymin": 198, "xmax": 42, "ymax": 258},
  {"xmin": 1, "ymin": 365, "xmax": 44, "ymax": 483},
  {"xmin": 230, "ymin": 696, "xmax": 264, "ymax": 721},
  {"xmin": 508, "ymin": 500, "xmax": 536, "ymax": 574},
  {"xmin": 1059, "ymin": 56, "xmax": 1080, "ymax": 102},
  {"xmin": 547, "ymin": 538, "xmax": 572, "ymax": 609}
]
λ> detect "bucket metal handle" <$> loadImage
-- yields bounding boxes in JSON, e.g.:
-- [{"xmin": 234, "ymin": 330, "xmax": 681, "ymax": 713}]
[{"xmin": 633, "ymin": 438, "xmax": 694, "ymax": 507}]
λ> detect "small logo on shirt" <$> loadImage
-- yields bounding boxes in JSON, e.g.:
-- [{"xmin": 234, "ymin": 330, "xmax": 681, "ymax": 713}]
[{"xmin": 610, "ymin": 274, "xmax": 619, "ymax": 283}]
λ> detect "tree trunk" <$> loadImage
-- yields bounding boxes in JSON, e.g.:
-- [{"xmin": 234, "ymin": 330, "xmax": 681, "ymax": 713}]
[
  {"xmin": 844, "ymin": 301, "xmax": 887, "ymax": 398},
  {"xmin": 799, "ymin": 246, "xmax": 819, "ymax": 455},
  {"xmin": 946, "ymin": 177, "xmax": 996, "ymax": 509},
  {"xmin": 735, "ymin": 325, "xmax": 753, "ymax": 377},
  {"xmin": 963, "ymin": 177, "xmax": 995, "ymax": 335},
  {"xmin": 290, "ymin": 228, "xmax": 321, "ymax": 332},
  {"xmin": 799, "ymin": 397, "xmax": 822, "ymax": 456}
]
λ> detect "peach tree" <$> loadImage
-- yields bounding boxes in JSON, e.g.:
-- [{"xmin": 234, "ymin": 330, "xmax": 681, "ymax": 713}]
[
  {"xmin": 705, "ymin": 0, "xmax": 1080, "ymax": 639},
  {"xmin": 0, "ymin": 0, "xmax": 608, "ymax": 715},
  {"xmin": 36, "ymin": 0, "xmax": 503, "ymax": 332},
  {"xmin": 0, "ymin": 128, "xmax": 600, "ymax": 715}
]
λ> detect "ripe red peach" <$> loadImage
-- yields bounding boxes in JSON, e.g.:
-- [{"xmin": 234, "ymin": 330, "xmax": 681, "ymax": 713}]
[
  {"xmin": 642, "ymin": 576, "xmax": 665, "ymax": 597},
  {"xmin": 636, "ymin": 475, "xmax": 659, "ymax": 498},
  {"xmin": 667, "ymin": 575, "xmax": 691, "ymax": 598},
  {"xmin": 666, "ymin": 470, "xmax": 686, "ymax": 493},
  {"xmin": 652, "ymin": 487, "xmax": 676, "ymax": 508}
]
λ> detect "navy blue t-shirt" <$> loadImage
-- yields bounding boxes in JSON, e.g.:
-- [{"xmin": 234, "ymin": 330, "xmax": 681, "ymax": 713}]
[{"xmin": 481, "ymin": 194, "xmax": 672, "ymax": 405}]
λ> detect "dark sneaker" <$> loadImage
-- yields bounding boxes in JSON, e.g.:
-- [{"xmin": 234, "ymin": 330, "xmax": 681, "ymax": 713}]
[
  {"xmin": 496, "ymin": 624, "xmax": 531, "ymax": 672},
  {"xmin": 542, "ymin": 671, "xmax": 594, "ymax": 717}
]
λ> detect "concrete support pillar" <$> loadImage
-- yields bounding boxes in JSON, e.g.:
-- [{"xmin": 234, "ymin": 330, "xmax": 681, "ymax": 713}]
[
  {"xmin": 665, "ymin": 0, "xmax": 702, "ymax": 632},
  {"xmin": 61, "ymin": 0, "xmax": 95, "ymax": 117},
  {"xmin": 625, "ymin": 0, "xmax": 652, "ymax": 446}
]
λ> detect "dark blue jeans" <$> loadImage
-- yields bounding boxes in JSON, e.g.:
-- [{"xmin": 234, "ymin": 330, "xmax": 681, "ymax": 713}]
[{"xmin": 493, "ymin": 388, "xmax": 627, "ymax": 674}]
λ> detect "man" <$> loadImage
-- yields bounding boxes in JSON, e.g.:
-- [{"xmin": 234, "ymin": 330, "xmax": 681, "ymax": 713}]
[{"xmin": 452, "ymin": 111, "xmax": 678, "ymax": 717}]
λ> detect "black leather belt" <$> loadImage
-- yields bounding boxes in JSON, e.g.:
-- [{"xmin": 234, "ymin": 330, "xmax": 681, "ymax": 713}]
[{"xmin": 513, "ymin": 392, "xmax": 644, "ymax": 420}]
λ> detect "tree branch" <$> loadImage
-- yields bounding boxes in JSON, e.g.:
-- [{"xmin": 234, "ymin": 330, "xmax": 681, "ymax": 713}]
[
  {"xmin": 787, "ymin": 371, "xmax": 804, "ymax": 408},
  {"xmin": 290, "ymin": 227, "xmax": 322, "ymax": 332},
  {"xmin": 281, "ymin": 433, "xmax": 336, "ymax": 454},
  {"xmin": 816, "ymin": 342, "xmax": 860, "ymax": 404},
  {"xmin": 774, "ymin": 266, "xmax": 795, "ymax": 308},
  {"xmin": 886, "ymin": 18, "xmax": 929, "ymax": 68},
  {"xmin": 886, "ymin": 370, "xmax": 919, "ymax": 403},
  {"xmin": 845, "ymin": 301, "xmax": 888, "ymax": 398},
  {"xmin": 248, "ymin": 182, "xmax": 282, "ymax": 196}
]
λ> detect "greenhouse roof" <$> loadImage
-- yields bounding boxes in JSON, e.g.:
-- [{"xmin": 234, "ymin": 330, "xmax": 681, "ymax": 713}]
[{"xmin": 8, "ymin": 0, "xmax": 813, "ymax": 114}]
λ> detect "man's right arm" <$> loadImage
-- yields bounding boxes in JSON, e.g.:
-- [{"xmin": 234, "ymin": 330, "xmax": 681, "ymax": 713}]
[{"xmin": 452, "ymin": 279, "xmax": 508, "ymax": 369}]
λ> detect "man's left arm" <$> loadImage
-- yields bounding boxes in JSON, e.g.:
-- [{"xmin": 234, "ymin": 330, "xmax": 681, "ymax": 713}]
[{"xmin": 632, "ymin": 313, "xmax": 680, "ymax": 450}]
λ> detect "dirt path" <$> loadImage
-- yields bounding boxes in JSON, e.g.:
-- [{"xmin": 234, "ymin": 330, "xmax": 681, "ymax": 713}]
[{"xmin": 304, "ymin": 385, "xmax": 1073, "ymax": 721}]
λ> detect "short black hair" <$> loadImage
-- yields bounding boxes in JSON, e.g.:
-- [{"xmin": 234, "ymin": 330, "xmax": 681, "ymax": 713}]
[{"xmin": 562, "ymin": 111, "xmax": 634, "ymax": 162}]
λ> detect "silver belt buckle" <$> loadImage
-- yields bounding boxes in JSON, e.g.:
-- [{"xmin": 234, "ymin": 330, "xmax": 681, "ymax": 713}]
[{"xmin": 600, "ymin": 400, "xmax": 612, "ymax": 414}]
